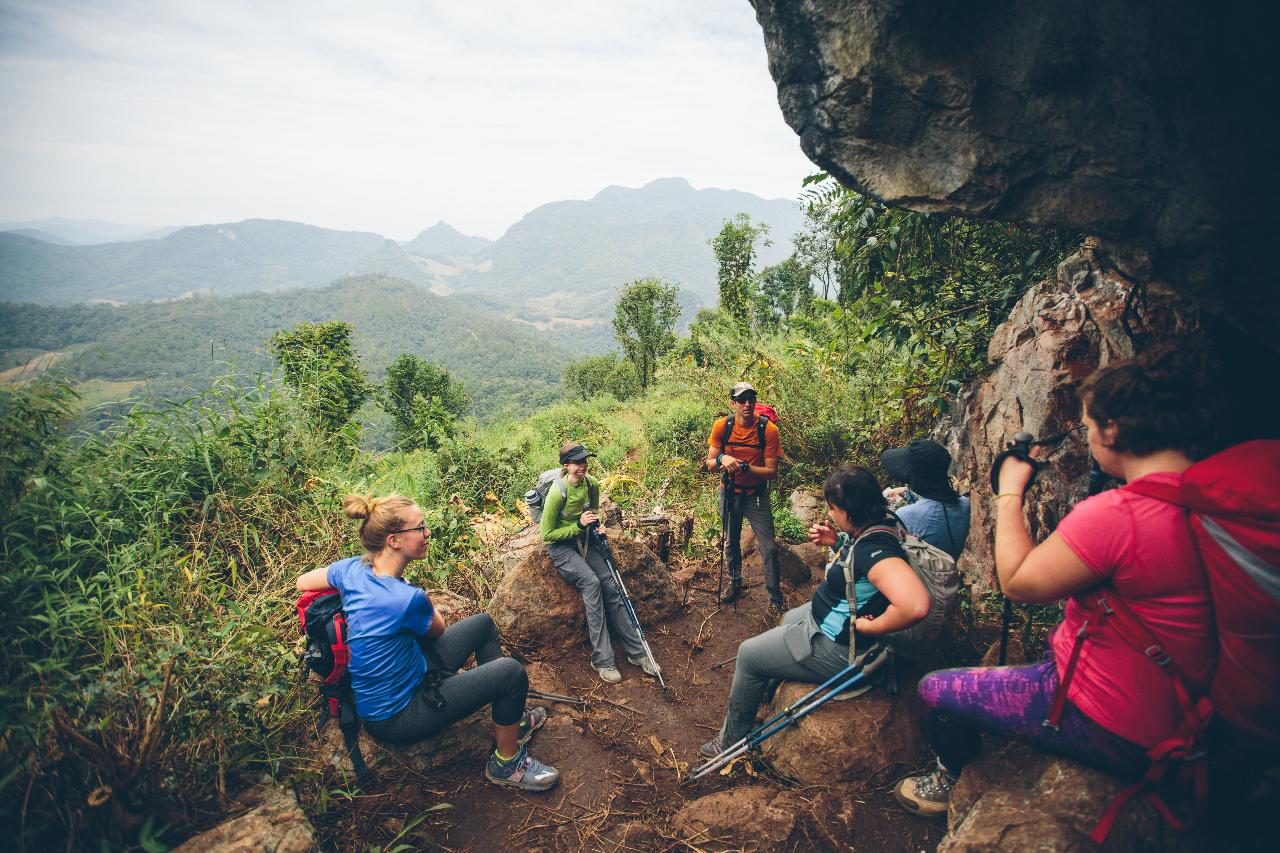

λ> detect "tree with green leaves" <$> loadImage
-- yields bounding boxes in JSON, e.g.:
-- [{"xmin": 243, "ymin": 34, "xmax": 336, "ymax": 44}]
[
  {"xmin": 381, "ymin": 354, "xmax": 469, "ymax": 451},
  {"xmin": 613, "ymin": 278, "xmax": 681, "ymax": 392},
  {"xmin": 268, "ymin": 321, "xmax": 369, "ymax": 432},
  {"xmin": 756, "ymin": 256, "xmax": 814, "ymax": 329},
  {"xmin": 563, "ymin": 353, "xmax": 639, "ymax": 401},
  {"xmin": 710, "ymin": 213, "xmax": 771, "ymax": 330}
]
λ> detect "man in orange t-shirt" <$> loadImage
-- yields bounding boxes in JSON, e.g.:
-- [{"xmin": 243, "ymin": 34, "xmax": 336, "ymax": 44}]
[{"xmin": 705, "ymin": 381, "xmax": 783, "ymax": 613}]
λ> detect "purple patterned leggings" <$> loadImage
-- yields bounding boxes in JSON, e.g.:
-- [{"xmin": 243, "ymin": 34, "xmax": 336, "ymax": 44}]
[{"xmin": 918, "ymin": 657, "xmax": 1150, "ymax": 778}]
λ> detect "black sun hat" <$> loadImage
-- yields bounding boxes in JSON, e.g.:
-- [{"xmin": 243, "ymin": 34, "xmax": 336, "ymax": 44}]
[
  {"xmin": 880, "ymin": 439, "xmax": 960, "ymax": 503},
  {"xmin": 559, "ymin": 443, "xmax": 595, "ymax": 464}
]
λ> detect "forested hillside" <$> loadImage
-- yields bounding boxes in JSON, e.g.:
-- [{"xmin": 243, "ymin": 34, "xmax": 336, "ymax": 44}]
[
  {"xmin": 0, "ymin": 275, "xmax": 580, "ymax": 419},
  {"xmin": 0, "ymin": 221, "xmax": 406, "ymax": 303}
]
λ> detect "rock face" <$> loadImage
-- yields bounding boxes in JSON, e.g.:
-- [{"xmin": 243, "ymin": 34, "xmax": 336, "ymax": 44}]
[
  {"xmin": 170, "ymin": 787, "xmax": 314, "ymax": 853},
  {"xmin": 750, "ymin": 0, "xmax": 1276, "ymax": 343},
  {"xmin": 941, "ymin": 741, "xmax": 1200, "ymax": 853},
  {"xmin": 488, "ymin": 527, "xmax": 680, "ymax": 651},
  {"xmin": 675, "ymin": 786, "xmax": 812, "ymax": 850},
  {"xmin": 939, "ymin": 243, "xmax": 1200, "ymax": 600},
  {"xmin": 760, "ymin": 678, "xmax": 926, "ymax": 785}
]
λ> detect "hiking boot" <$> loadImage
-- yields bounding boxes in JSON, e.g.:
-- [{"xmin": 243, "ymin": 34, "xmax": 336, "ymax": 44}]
[
  {"xmin": 595, "ymin": 665, "xmax": 623, "ymax": 684},
  {"xmin": 719, "ymin": 579, "xmax": 743, "ymax": 604},
  {"xmin": 699, "ymin": 733, "xmax": 724, "ymax": 759},
  {"xmin": 627, "ymin": 654, "xmax": 662, "ymax": 678},
  {"xmin": 484, "ymin": 744, "xmax": 560, "ymax": 792},
  {"xmin": 893, "ymin": 767, "xmax": 956, "ymax": 818},
  {"xmin": 517, "ymin": 706, "xmax": 547, "ymax": 745}
]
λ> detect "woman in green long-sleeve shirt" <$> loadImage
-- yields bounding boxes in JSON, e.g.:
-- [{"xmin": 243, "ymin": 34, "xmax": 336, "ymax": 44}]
[{"xmin": 541, "ymin": 442, "xmax": 661, "ymax": 684}]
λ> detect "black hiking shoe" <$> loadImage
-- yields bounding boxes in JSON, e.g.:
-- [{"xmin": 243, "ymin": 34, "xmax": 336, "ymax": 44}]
[{"xmin": 719, "ymin": 579, "xmax": 743, "ymax": 604}]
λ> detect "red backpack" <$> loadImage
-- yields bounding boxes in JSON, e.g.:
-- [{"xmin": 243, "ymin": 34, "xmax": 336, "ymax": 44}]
[
  {"xmin": 1049, "ymin": 439, "xmax": 1280, "ymax": 841},
  {"xmin": 296, "ymin": 588, "xmax": 370, "ymax": 781}
]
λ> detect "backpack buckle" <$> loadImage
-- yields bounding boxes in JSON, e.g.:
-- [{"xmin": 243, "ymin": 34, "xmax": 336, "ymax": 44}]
[
  {"xmin": 1144, "ymin": 645, "xmax": 1171, "ymax": 666},
  {"xmin": 1095, "ymin": 595, "xmax": 1115, "ymax": 616}
]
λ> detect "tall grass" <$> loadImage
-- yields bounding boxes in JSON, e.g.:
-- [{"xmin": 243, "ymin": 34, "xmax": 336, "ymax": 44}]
[{"xmin": 1, "ymin": 375, "xmax": 357, "ymax": 849}]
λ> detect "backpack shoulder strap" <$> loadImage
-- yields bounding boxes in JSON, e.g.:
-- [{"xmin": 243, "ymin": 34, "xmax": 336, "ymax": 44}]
[
  {"xmin": 756, "ymin": 415, "xmax": 768, "ymax": 451},
  {"xmin": 588, "ymin": 476, "xmax": 599, "ymax": 509},
  {"xmin": 720, "ymin": 414, "xmax": 735, "ymax": 448},
  {"xmin": 1123, "ymin": 477, "xmax": 1186, "ymax": 506}
]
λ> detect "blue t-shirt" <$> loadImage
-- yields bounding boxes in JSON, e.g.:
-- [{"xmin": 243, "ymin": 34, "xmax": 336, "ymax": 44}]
[
  {"xmin": 326, "ymin": 556, "xmax": 435, "ymax": 721},
  {"xmin": 896, "ymin": 494, "xmax": 970, "ymax": 560}
]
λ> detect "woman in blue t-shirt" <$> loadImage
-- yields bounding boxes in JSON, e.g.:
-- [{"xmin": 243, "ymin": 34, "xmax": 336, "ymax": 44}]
[
  {"xmin": 296, "ymin": 493, "xmax": 559, "ymax": 792},
  {"xmin": 699, "ymin": 465, "xmax": 931, "ymax": 759}
]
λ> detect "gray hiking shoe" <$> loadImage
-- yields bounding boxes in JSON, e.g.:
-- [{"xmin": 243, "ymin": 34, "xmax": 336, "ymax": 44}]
[
  {"xmin": 484, "ymin": 744, "xmax": 560, "ymax": 792},
  {"xmin": 595, "ymin": 664, "xmax": 623, "ymax": 684},
  {"xmin": 699, "ymin": 733, "xmax": 724, "ymax": 759},
  {"xmin": 517, "ymin": 706, "xmax": 547, "ymax": 745},
  {"xmin": 893, "ymin": 767, "xmax": 956, "ymax": 818},
  {"xmin": 627, "ymin": 654, "xmax": 662, "ymax": 678}
]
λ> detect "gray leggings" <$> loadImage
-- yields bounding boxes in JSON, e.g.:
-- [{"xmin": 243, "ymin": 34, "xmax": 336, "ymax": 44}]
[{"xmin": 362, "ymin": 613, "xmax": 528, "ymax": 744}]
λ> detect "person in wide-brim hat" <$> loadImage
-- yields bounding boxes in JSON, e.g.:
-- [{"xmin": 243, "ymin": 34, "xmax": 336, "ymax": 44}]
[
  {"xmin": 881, "ymin": 439, "xmax": 961, "ymax": 504},
  {"xmin": 879, "ymin": 439, "xmax": 970, "ymax": 562}
]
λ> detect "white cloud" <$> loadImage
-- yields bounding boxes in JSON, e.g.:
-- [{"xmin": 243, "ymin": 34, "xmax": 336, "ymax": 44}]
[{"xmin": 0, "ymin": 0, "xmax": 816, "ymax": 238}]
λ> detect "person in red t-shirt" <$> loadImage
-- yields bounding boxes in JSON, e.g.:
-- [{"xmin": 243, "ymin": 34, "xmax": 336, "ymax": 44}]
[
  {"xmin": 896, "ymin": 347, "xmax": 1217, "ymax": 819},
  {"xmin": 705, "ymin": 381, "xmax": 784, "ymax": 615}
]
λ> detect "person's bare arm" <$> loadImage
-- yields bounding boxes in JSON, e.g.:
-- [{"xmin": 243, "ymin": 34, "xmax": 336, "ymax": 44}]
[
  {"xmin": 994, "ymin": 457, "xmax": 1099, "ymax": 603},
  {"xmin": 297, "ymin": 567, "xmax": 331, "ymax": 592},
  {"xmin": 853, "ymin": 557, "xmax": 931, "ymax": 635},
  {"xmin": 427, "ymin": 610, "xmax": 445, "ymax": 639}
]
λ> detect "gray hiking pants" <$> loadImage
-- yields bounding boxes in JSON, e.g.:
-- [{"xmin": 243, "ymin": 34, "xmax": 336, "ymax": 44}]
[
  {"xmin": 362, "ymin": 613, "xmax": 528, "ymax": 744},
  {"xmin": 722, "ymin": 487, "xmax": 783, "ymax": 607},
  {"xmin": 718, "ymin": 603, "xmax": 850, "ymax": 744},
  {"xmin": 547, "ymin": 538, "xmax": 645, "ymax": 669}
]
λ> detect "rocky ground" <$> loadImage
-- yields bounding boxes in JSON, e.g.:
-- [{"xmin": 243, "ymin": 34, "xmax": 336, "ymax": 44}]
[
  {"xmin": 311, "ymin": 552, "xmax": 946, "ymax": 852},
  {"xmin": 177, "ymin": 503, "xmax": 1256, "ymax": 852}
]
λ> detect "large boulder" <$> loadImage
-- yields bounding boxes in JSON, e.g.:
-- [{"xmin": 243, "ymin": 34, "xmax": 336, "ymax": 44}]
[
  {"xmin": 941, "ymin": 741, "xmax": 1201, "ymax": 853},
  {"xmin": 750, "ymin": 0, "xmax": 1275, "ymax": 345},
  {"xmin": 788, "ymin": 488, "xmax": 824, "ymax": 528},
  {"xmin": 488, "ymin": 526, "xmax": 680, "ymax": 651},
  {"xmin": 776, "ymin": 541, "xmax": 817, "ymax": 588},
  {"xmin": 939, "ymin": 245, "xmax": 1200, "ymax": 600},
  {"xmin": 170, "ymin": 787, "xmax": 314, "ymax": 853},
  {"xmin": 426, "ymin": 587, "xmax": 479, "ymax": 625},
  {"xmin": 760, "ymin": 678, "xmax": 926, "ymax": 785}
]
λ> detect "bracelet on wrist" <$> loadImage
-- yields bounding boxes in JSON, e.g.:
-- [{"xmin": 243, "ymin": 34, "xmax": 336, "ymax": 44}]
[{"xmin": 995, "ymin": 492, "xmax": 1023, "ymax": 500}]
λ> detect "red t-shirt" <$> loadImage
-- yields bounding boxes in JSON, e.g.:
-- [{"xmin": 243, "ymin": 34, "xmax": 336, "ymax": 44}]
[
  {"xmin": 1051, "ymin": 472, "xmax": 1216, "ymax": 748},
  {"xmin": 708, "ymin": 415, "xmax": 781, "ymax": 492}
]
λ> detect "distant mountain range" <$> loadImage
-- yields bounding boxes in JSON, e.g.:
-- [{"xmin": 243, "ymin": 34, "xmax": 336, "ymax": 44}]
[
  {"xmin": 0, "ymin": 217, "xmax": 178, "ymax": 245},
  {"xmin": 0, "ymin": 179, "xmax": 806, "ymax": 335}
]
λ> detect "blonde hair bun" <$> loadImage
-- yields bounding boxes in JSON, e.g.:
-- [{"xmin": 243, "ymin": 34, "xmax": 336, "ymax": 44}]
[{"xmin": 342, "ymin": 493, "xmax": 374, "ymax": 520}]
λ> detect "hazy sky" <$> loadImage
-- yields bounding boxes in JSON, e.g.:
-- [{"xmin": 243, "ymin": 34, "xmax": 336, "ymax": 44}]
[{"xmin": 0, "ymin": 0, "xmax": 819, "ymax": 240}]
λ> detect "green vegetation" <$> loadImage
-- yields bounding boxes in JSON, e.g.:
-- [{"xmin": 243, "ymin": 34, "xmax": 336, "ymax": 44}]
[
  {"xmin": 381, "ymin": 354, "xmax": 469, "ymax": 451},
  {"xmin": 1, "ymin": 176, "xmax": 1073, "ymax": 849},
  {"xmin": 0, "ymin": 275, "xmax": 577, "ymax": 421},
  {"xmin": 612, "ymin": 278, "xmax": 681, "ymax": 391}
]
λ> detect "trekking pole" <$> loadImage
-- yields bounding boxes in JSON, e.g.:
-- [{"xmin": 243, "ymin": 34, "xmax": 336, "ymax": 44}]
[
  {"xmin": 684, "ymin": 649, "xmax": 886, "ymax": 784},
  {"xmin": 589, "ymin": 527, "xmax": 667, "ymax": 689},
  {"xmin": 527, "ymin": 689, "xmax": 586, "ymax": 707},
  {"xmin": 718, "ymin": 491, "xmax": 728, "ymax": 611}
]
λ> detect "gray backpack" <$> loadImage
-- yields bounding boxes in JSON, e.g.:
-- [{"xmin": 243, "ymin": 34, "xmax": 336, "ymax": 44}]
[
  {"xmin": 524, "ymin": 469, "xmax": 598, "ymax": 524},
  {"xmin": 844, "ymin": 520, "xmax": 959, "ymax": 662}
]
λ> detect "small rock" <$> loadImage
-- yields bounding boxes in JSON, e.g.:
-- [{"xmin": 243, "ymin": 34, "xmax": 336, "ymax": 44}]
[
  {"xmin": 426, "ymin": 588, "xmax": 479, "ymax": 625},
  {"xmin": 675, "ymin": 786, "xmax": 808, "ymax": 849},
  {"xmin": 789, "ymin": 489, "xmax": 825, "ymax": 529}
]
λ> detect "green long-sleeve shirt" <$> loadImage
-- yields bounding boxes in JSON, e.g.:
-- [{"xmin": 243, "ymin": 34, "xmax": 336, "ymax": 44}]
[{"xmin": 540, "ymin": 474, "xmax": 600, "ymax": 543}]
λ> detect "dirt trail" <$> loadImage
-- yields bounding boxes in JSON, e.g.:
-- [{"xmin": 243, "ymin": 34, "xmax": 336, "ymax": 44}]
[{"xmin": 314, "ymin": 556, "xmax": 946, "ymax": 852}]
